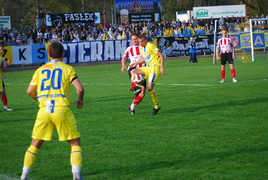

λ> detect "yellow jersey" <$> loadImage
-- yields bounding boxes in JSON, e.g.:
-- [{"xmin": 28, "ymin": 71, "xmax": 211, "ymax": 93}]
[
  {"xmin": 30, "ymin": 60, "xmax": 77, "ymax": 108},
  {"xmin": 140, "ymin": 42, "xmax": 161, "ymax": 66}
]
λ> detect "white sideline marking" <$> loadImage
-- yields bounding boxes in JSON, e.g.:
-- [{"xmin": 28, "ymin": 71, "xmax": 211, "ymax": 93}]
[
  {"xmin": 0, "ymin": 174, "xmax": 18, "ymax": 180},
  {"xmin": 4, "ymin": 79, "xmax": 267, "ymax": 86},
  {"xmin": 158, "ymin": 83, "xmax": 212, "ymax": 86}
]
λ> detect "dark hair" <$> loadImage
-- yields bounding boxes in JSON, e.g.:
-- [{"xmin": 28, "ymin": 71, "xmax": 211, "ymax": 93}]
[
  {"xmin": 138, "ymin": 34, "xmax": 146, "ymax": 39},
  {"xmin": 0, "ymin": 44, "xmax": 4, "ymax": 49},
  {"xmin": 131, "ymin": 32, "xmax": 139, "ymax": 37},
  {"xmin": 49, "ymin": 42, "xmax": 64, "ymax": 58}
]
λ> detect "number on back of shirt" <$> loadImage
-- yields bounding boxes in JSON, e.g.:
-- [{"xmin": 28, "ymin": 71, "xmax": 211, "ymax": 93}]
[{"xmin": 41, "ymin": 68, "xmax": 62, "ymax": 91}]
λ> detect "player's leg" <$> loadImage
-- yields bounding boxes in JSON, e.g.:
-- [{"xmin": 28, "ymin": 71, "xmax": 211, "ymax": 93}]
[
  {"xmin": 129, "ymin": 84, "xmax": 146, "ymax": 115},
  {"xmin": 2, "ymin": 82, "xmax": 13, "ymax": 111},
  {"xmin": 147, "ymin": 66, "xmax": 161, "ymax": 115},
  {"xmin": 228, "ymin": 55, "xmax": 237, "ymax": 82},
  {"xmin": 21, "ymin": 109, "xmax": 53, "ymax": 179},
  {"xmin": 68, "ymin": 138, "xmax": 83, "ymax": 180},
  {"xmin": 21, "ymin": 139, "xmax": 44, "ymax": 180},
  {"xmin": 220, "ymin": 54, "xmax": 226, "ymax": 83},
  {"xmin": 130, "ymin": 68, "xmax": 146, "ymax": 76},
  {"xmin": 54, "ymin": 107, "xmax": 82, "ymax": 180},
  {"xmin": 128, "ymin": 67, "xmax": 141, "ymax": 94}
]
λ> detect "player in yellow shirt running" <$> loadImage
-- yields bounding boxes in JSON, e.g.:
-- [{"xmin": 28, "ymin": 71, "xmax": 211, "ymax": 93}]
[
  {"xmin": 131, "ymin": 34, "xmax": 166, "ymax": 115},
  {"xmin": 20, "ymin": 42, "xmax": 84, "ymax": 180}
]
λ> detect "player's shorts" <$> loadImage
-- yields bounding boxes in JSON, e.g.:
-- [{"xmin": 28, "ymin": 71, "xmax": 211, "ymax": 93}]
[
  {"xmin": 139, "ymin": 65, "xmax": 161, "ymax": 85},
  {"xmin": 2, "ymin": 80, "xmax": 5, "ymax": 88},
  {"xmin": 221, "ymin": 53, "xmax": 233, "ymax": 65},
  {"xmin": 32, "ymin": 106, "xmax": 80, "ymax": 141},
  {"xmin": 0, "ymin": 79, "xmax": 2, "ymax": 92}
]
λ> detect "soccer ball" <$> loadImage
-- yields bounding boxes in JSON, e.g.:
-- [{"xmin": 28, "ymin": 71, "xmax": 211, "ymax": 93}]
[
  {"xmin": 242, "ymin": 56, "xmax": 245, "ymax": 59},
  {"xmin": 132, "ymin": 74, "xmax": 144, "ymax": 85}
]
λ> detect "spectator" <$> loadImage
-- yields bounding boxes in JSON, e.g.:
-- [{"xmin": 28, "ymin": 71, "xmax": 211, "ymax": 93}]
[
  {"xmin": 199, "ymin": 18, "xmax": 205, "ymax": 27},
  {"xmin": 16, "ymin": 36, "xmax": 21, "ymax": 46},
  {"xmin": 219, "ymin": 16, "xmax": 225, "ymax": 26},
  {"xmin": 38, "ymin": 10, "xmax": 44, "ymax": 28},
  {"xmin": 21, "ymin": 32, "xmax": 28, "ymax": 45},
  {"xmin": 193, "ymin": 18, "xmax": 198, "ymax": 28},
  {"xmin": 27, "ymin": 36, "xmax": 33, "ymax": 45},
  {"xmin": 209, "ymin": 16, "xmax": 214, "ymax": 26},
  {"xmin": 6, "ymin": 38, "xmax": 12, "ymax": 46},
  {"xmin": 117, "ymin": 32, "xmax": 122, "ymax": 40}
]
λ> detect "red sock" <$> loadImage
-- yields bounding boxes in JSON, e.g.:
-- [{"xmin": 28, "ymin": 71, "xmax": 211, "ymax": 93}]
[
  {"xmin": 131, "ymin": 82, "xmax": 136, "ymax": 88},
  {"xmin": 231, "ymin": 69, "xmax": 236, "ymax": 78},
  {"xmin": 1, "ymin": 95, "xmax": 7, "ymax": 106},
  {"xmin": 221, "ymin": 70, "xmax": 225, "ymax": 79},
  {"xmin": 133, "ymin": 95, "xmax": 143, "ymax": 105}
]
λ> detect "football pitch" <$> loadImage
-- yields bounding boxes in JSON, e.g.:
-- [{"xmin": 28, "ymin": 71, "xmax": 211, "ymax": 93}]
[{"xmin": 0, "ymin": 54, "xmax": 268, "ymax": 180}]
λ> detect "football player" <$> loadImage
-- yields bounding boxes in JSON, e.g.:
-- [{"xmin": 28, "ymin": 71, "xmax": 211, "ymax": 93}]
[
  {"xmin": 0, "ymin": 44, "xmax": 13, "ymax": 111},
  {"xmin": 121, "ymin": 32, "xmax": 147, "ymax": 115},
  {"xmin": 131, "ymin": 34, "xmax": 166, "ymax": 115},
  {"xmin": 20, "ymin": 42, "xmax": 84, "ymax": 180}
]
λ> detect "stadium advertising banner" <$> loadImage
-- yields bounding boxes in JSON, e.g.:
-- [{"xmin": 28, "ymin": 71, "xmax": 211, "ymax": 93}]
[
  {"xmin": 115, "ymin": 0, "xmax": 161, "ymax": 24},
  {"xmin": 158, "ymin": 35, "xmax": 214, "ymax": 55},
  {"xmin": 193, "ymin": 5, "xmax": 246, "ymax": 19},
  {"xmin": 48, "ymin": 12, "xmax": 100, "ymax": 27},
  {"xmin": 0, "ymin": 16, "xmax": 11, "ymax": 29},
  {"xmin": 4, "ymin": 32, "xmax": 268, "ymax": 65}
]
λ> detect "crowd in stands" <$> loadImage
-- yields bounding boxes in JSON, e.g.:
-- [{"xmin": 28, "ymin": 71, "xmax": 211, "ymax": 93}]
[{"xmin": 0, "ymin": 13, "xmax": 267, "ymax": 46}]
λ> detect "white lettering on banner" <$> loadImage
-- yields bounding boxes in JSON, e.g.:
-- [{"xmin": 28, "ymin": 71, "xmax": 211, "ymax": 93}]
[
  {"xmin": 196, "ymin": 39, "xmax": 209, "ymax": 48},
  {"xmin": 242, "ymin": 36, "xmax": 250, "ymax": 47},
  {"xmin": 64, "ymin": 13, "xmax": 94, "ymax": 22},
  {"xmin": 104, "ymin": 41, "xmax": 115, "ymax": 60},
  {"xmin": 254, "ymin": 35, "xmax": 264, "ymax": 46},
  {"xmin": 115, "ymin": 40, "xmax": 127, "ymax": 60},
  {"xmin": 78, "ymin": 42, "xmax": 90, "ymax": 62},
  {"xmin": 64, "ymin": 14, "xmax": 70, "ymax": 21},
  {"xmin": 68, "ymin": 43, "xmax": 77, "ymax": 63},
  {"xmin": 91, "ymin": 41, "xmax": 103, "ymax": 61}
]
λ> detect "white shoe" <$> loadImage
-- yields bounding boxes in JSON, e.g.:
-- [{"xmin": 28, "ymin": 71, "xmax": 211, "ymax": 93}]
[
  {"xmin": 233, "ymin": 78, "xmax": 238, "ymax": 83},
  {"xmin": 4, "ymin": 107, "xmax": 13, "ymax": 111},
  {"xmin": 220, "ymin": 79, "xmax": 225, "ymax": 83}
]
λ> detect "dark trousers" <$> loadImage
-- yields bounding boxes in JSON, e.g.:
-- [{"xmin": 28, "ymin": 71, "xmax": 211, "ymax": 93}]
[{"xmin": 190, "ymin": 53, "xmax": 197, "ymax": 63}]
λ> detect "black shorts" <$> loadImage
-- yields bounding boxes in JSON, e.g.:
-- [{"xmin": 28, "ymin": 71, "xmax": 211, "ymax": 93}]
[
  {"xmin": 128, "ymin": 67, "xmax": 147, "ymax": 88},
  {"xmin": 2, "ymin": 80, "xmax": 4, "ymax": 88},
  {"xmin": 221, "ymin": 53, "xmax": 233, "ymax": 65}
]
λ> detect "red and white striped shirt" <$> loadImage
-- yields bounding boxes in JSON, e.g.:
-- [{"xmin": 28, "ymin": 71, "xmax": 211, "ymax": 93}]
[
  {"xmin": 217, "ymin": 37, "xmax": 235, "ymax": 54},
  {"xmin": 123, "ymin": 45, "xmax": 146, "ymax": 69}
]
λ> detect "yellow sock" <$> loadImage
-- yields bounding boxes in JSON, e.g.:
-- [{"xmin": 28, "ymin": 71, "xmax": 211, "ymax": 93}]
[
  {"xmin": 24, "ymin": 145, "xmax": 39, "ymax": 168},
  {"xmin": 70, "ymin": 146, "xmax": 82, "ymax": 167},
  {"xmin": 149, "ymin": 90, "xmax": 159, "ymax": 109}
]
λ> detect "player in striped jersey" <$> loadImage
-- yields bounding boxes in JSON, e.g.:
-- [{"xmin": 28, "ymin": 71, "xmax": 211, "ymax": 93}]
[
  {"xmin": 121, "ymin": 32, "xmax": 147, "ymax": 115},
  {"xmin": 216, "ymin": 28, "xmax": 238, "ymax": 83}
]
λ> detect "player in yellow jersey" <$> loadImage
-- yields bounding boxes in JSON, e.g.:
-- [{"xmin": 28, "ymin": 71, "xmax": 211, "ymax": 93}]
[
  {"xmin": 130, "ymin": 34, "xmax": 166, "ymax": 115},
  {"xmin": 20, "ymin": 42, "xmax": 84, "ymax": 180}
]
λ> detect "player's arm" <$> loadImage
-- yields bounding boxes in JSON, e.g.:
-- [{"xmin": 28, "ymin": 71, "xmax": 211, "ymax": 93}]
[
  {"xmin": 216, "ymin": 46, "xmax": 220, "ymax": 61},
  {"xmin": 3, "ymin": 59, "xmax": 11, "ymax": 71},
  {"xmin": 121, "ymin": 56, "xmax": 127, "ymax": 72},
  {"xmin": 232, "ymin": 44, "xmax": 235, "ymax": 59},
  {"xmin": 157, "ymin": 51, "xmax": 166, "ymax": 75},
  {"xmin": 130, "ymin": 56, "xmax": 145, "ymax": 67},
  {"xmin": 27, "ymin": 85, "xmax": 38, "ymax": 101},
  {"xmin": 72, "ymin": 79, "xmax": 84, "ymax": 109}
]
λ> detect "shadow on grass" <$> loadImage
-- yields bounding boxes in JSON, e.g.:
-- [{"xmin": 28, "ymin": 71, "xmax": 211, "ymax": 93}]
[
  {"xmin": 163, "ymin": 97, "xmax": 268, "ymax": 114},
  {"xmin": 83, "ymin": 146, "xmax": 268, "ymax": 177}
]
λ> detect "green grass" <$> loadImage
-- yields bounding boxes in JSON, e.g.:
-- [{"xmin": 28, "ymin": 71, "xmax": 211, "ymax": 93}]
[{"xmin": 0, "ymin": 54, "xmax": 268, "ymax": 180}]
